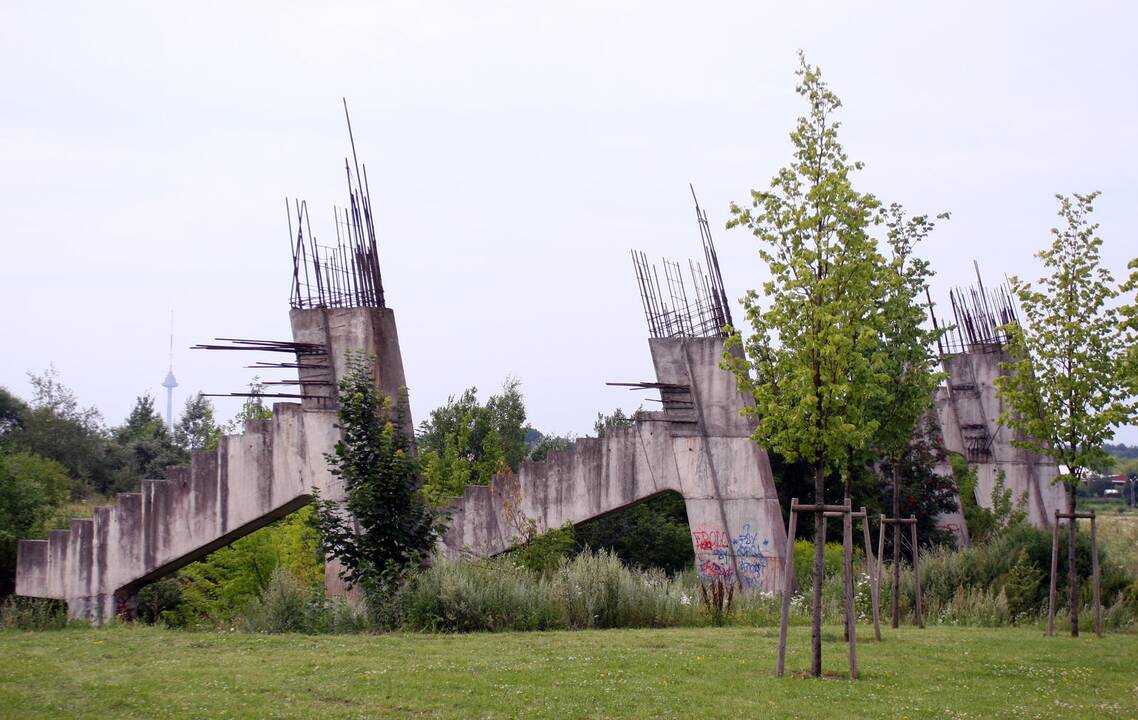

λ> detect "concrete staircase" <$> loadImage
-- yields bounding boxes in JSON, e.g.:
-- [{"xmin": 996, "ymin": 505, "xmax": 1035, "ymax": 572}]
[
  {"xmin": 442, "ymin": 337, "xmax": 787, "ymax": 593},
  {"xmin": 15, "ymin": 404, "xmax": 340, "ymax": 622},
  {"xmin": 16, "ymin": 308, "xmax": 788, "ymax": 621}
]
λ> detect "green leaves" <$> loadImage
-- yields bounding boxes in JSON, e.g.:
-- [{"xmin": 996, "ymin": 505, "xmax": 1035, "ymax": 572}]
[
  {"xmin": 726, "ymin": 52, "xmax": 889, "ymax": 476},
  {"xmin": 312, "ymin": 352, "xmax": 438, "ymax": 601},
  {"xmin": 995, "ymin": 192, "xmax": 1136, "ymax": 483}
]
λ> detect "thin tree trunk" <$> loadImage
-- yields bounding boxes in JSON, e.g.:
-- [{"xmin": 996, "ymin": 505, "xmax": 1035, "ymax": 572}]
[
  {"xmin": 812, "ymin": 461, "xmax": 825, "ymax": 677},
  {"xmin": 1068, "ymin": 483, "xmax": 1079, "ymax": 637},
  {"xmin": 842, "ymin": 472, "xmax": 850, "ymax": 642},
  {"xmin": 891, "ymin": 461, "xmax": 900, "ymax": 629}
]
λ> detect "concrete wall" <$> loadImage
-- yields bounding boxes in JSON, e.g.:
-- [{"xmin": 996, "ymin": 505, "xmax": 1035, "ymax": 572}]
[
  {"xmin": 16, "ymin": 309, "xmax": 788, "ymax": 620},
  {"xmin": 933, "ymin": 346, "xmax": 1067, "ymax": 540},
  {"xmin": 15, "ymin": 307, "xmax": 402, "ymax": 621},
  {"xmin": 15, "ymin": 404, "xmax": 339, "ymax": 622},
  {"xmin": 441, "ymin": 336, "xmax": 788, "ymax": 593}
]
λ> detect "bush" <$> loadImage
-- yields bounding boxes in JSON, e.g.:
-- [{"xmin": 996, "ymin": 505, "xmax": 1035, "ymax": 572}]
[
  {"xmin": 1004, "ymin": 551, "xmax": 1044, "ymax": 622},
  {"xmin": 508, "ymin": 523, "xmax": 575, "ymax": 574},
  {"xmin": 242, "ymin": 567, "xmax": 366, "ymax": 634},
  {"xmin": 792, "ymin": 540, "xmax": 848, "ymax": 589},
  {"xmin": 0, "ymin": 596, "xmax": 72, "ymax": 630},
  {"xmin": 398, "ymin": 550, "xmax": 698, "ymax": 632}
]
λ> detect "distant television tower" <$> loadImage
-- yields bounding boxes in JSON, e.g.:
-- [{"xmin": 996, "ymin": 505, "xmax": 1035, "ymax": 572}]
[{"xmin": 162, "ymin": 311, "xmax": 178, "ymax": 429}]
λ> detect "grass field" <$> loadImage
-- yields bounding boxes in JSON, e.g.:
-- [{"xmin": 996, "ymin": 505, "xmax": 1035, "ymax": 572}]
[{"xmin": 1, "ymin": 625, "xmax": 1135, "ymax": 719}]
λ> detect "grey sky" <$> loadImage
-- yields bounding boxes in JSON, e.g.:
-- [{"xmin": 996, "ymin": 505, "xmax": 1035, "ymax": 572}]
[{"xmin": 2, "ymin": 1, "xmax": 1135, "ymax": 443}]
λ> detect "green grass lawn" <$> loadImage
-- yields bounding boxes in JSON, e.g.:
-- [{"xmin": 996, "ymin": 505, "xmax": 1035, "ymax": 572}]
[{"xmin": 1, "ymin": 625, "xmax": 1135, "ymax": 719}]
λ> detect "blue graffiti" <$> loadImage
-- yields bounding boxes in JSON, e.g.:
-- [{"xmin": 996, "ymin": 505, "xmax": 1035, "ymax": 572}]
[{"xmin": 692, "ymin": 523, "xmax": 771, "ymax": 589}]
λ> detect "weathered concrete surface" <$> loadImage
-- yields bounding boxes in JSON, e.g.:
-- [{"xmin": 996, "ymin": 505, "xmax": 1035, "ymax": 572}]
[
  {"xmin": 15, "ymin": 405, "xmax": 337, "ymax": 622},
  {"xmin": 933, "ymin": 346, "xmax": 1066, "ymax": 541},
  {"xmin": 442, "ymin": 337, "xmax": 788, "ymax": 593},
  {"xmin": 15, "ymin": 307, "xmax": 405, "ymax": 621},
  {"xmin": 16, "ymin": 307, "xmax": 787, "ymax": 619}
]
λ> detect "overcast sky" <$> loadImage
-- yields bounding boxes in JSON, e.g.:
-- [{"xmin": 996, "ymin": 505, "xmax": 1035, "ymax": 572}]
[{"xmin": 2, "ymin": 1, "xmax": 1135, "ymax": 444}]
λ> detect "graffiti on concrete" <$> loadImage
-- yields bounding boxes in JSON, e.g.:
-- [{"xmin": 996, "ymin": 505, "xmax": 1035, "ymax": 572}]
[{"xmin": 692, "ymin": 523, "xmax": 770, "ymax": 589}]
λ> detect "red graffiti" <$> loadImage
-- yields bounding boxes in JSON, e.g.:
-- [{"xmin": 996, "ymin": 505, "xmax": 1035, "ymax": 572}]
[{"xmin": 691, "ymin": 529, "xmax": 730, "ymax": 552}]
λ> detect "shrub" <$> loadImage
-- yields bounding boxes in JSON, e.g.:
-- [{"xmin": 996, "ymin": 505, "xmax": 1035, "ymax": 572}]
[
  {"xmin": 240, "ymin": 564, "xmax": 330, "ymax": 632},
  {"xmin": 508, "ymin": 523, "xmax": 575, "ymax": 574},
  {"xmin": 0, "ymin": 596, "xmax": 71, "ymax": 630},
  {"xmin": 397, "ymin": 550, "xmax": 698, "ymax": 632},
  {"xmin": 791, "ymin": 540, "xmax": 848, "ymax": 589},
  {"xmin": 1004, "ymin": 550, "xmax": 1044, "ymax": 622}
]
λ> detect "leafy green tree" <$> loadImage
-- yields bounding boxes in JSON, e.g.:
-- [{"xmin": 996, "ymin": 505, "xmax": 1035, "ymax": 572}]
[
  {"xmin": 12, "ymin": 369, "xmax": 119, "ymax": 497},
  {"xmin": 225, "ymin": 378, "xmax": 274, "ymax": 434},
  {"xmin": 138, "ymin": 506, "xmax": 323, "ymax": 626},
  {"xmin": 0, "ymin": 452, "xmax": 70, "ymax": 596},
  {"xmin": 995, "ymin": 191, "xmax": 1137, "ymax": 636},
  {"xmin": 528, "ymin": 434, "xmax": 574, "ymax": 462},
  {"xmin": 593, "ymin": 408, "xmax": 632, "ymax": 438},
  {"xmin": 1122, "ymin": 259, "xmax": 1138, "ymax": 396},
  {"xmin": 418, "ymin": 379, "xmax": 528, "ymax": 502},
  {"xmin": 724, "ymin": 53, "xmax": 885, "ymax": 676},
  {"xmin": 174, "ymin": 393, "xmax": 222, "ymax": 452},
  {"xmin": 112, "ymin": 395, "xmax": 188, "ymax": 481},
  {"xmin": 0, "ymin": 388, "xmax": 28, "ymax": 440},
  {"xmin": 312, "ymin": 354, "xmax": 438, "ymax": 605},
  {"xmin": 878, "ymin": 417, "xmax": 959, "ymax": 549},
  {"xmin": 573, "ymin": 493, "xmax": 694, "ymax": 574},
  {"xmin": 870, "ymin": 206, "xmax": 948, "ymax": 625}
]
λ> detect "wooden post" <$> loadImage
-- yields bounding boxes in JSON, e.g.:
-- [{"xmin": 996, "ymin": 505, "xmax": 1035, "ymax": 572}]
[
  {"xmin": 777, "ymin": 500, "xmax": 798, "ymax": 677},
  {"xmin": 861, "ymin": 507, "xmax": 881, "ymax": 641},
  {"xmin": 843, "ymin": 501, "xmax": 857, "ymax": 679},
  {"xmin": 1091, "ymin": 511, "xmax": 1101, "ymax": 639},
  {"xmin": 877, "ymin": 514, "xmax": 886, "ymax": 610},
  {"xmin": 910, "ymin": 517, "xmax": 923, "ymax": 629},
  {"xmin": 1047, "ymin": 509, "xmax": 1059, "ymax": 637}
]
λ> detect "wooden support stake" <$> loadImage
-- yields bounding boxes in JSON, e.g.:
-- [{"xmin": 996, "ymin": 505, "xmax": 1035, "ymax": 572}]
[
  {"xmin": 1091, "ymin": 511, "xmax": 1101, "ymax": 639},
  {"xmin": 910, "ymin": 517, "xmax": 923, "ymax": 629},
  {"xmin": 844, "ymin": 501, "xmax": 858, "ymax": 679},
  {"xmin": 861, "ymin": 507, "xmax": 881, "ymax": 641},
  {"xmin": 777, "ymin": 500, "xmax": 798, "ymax": 677},
  {"xmin": 877, "ymin": 514, "xmax": 886, "ymax": 605},
  {"xmin": 1048, "ymin": 510, "xmax": 1060, "ymax": 637}
]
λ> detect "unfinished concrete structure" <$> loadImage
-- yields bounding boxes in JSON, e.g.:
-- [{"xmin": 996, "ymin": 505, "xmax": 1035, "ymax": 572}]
[
  {"xmin": 929, "ymin": 272, "xmax": 1066, "ymax": 543},
  {"xmin": 14, "ymin": 307, "xmax": 403, "ymax": 621},
  {"xmin": 15, "ymin": 145, "xmax": 788, "ymax": 620},
  {"xmin": 440, "ymin": 334, "xmax": 788, "ymax": 592}
]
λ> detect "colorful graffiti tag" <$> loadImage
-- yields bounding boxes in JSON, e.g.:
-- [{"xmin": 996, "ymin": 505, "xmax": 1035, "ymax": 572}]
[{"xmin": 691, "ymin": 523, "xmax": 770, "ymax": 589}]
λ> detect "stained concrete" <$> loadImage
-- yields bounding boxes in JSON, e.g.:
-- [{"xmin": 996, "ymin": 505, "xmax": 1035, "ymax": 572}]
[
  {"xmin": 15, "ymin": 307, "xmax": 401, "ymax": 622},
  {"xmin": 441, "ymin": 336, "xmax": 788, "ymax": 593},
  {"xmin": 17, "ymin": 307, "xmax": 791, "ymax": 621},
  {"xmin": 932, "ymin": 345, "xmax": 1067, "ymax": 542}
]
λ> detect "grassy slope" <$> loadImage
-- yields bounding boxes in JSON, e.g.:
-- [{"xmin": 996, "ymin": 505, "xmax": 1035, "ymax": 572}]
[{"xmin": 1, "ymin": 625, "xmax": 1135, "ymax": 719}]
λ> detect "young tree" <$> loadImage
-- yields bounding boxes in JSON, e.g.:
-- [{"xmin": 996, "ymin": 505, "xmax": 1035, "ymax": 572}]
[
  {"xmin": 995, "ymin": 191, "xmax": 1136, "ymax": 636},
  {"xmin": 725, "ymin": 53, "xmax": 885, "ymax": 676},
  {"xmin": 312, "ymin": 354, "xmax": 437, "ymax": 603},
  {"xmin": 15, "ymin": 369, "xmax": 118, "ymax": 497},
  {"xmin": 417, "ymin": 379, "xmax": 528, "ymax": 502},
  {"xmin": 871, "ymin": 205, "xmax": 948, "ymax": 626},
  {"xmin": 0, "ymin": 451, "xmax": 70, "ymax": 596},
  {"xmin": 225, "ymin": 378, "xmax": 274, "ymax": 434},
  {"xmin": 112, "ymin": 395, "xmax": 187, "ymax": 482},
  {"xmin": 593, "ymin": 408, "xmax": 632, "ymax": 438},
  {"xmin": 174, "ymin": 393, "xmax": 222, "ymax": 452}
]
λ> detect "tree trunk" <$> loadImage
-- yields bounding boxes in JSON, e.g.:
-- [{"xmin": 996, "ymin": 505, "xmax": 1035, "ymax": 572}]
[
  {"xmin": 842, "ymin": 472, "xmax": 850, "ymax": 642},
  {"xmin": 1067, "ymin": 483, "xmax": 1079, "ymax": 637},
  {"xmin": 812, "ymin": 461, "xmax": 825, "ymax": 677},
  {"xmin": 891, "ymin": 461, "xmax": 900, "ymax": 629}
]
